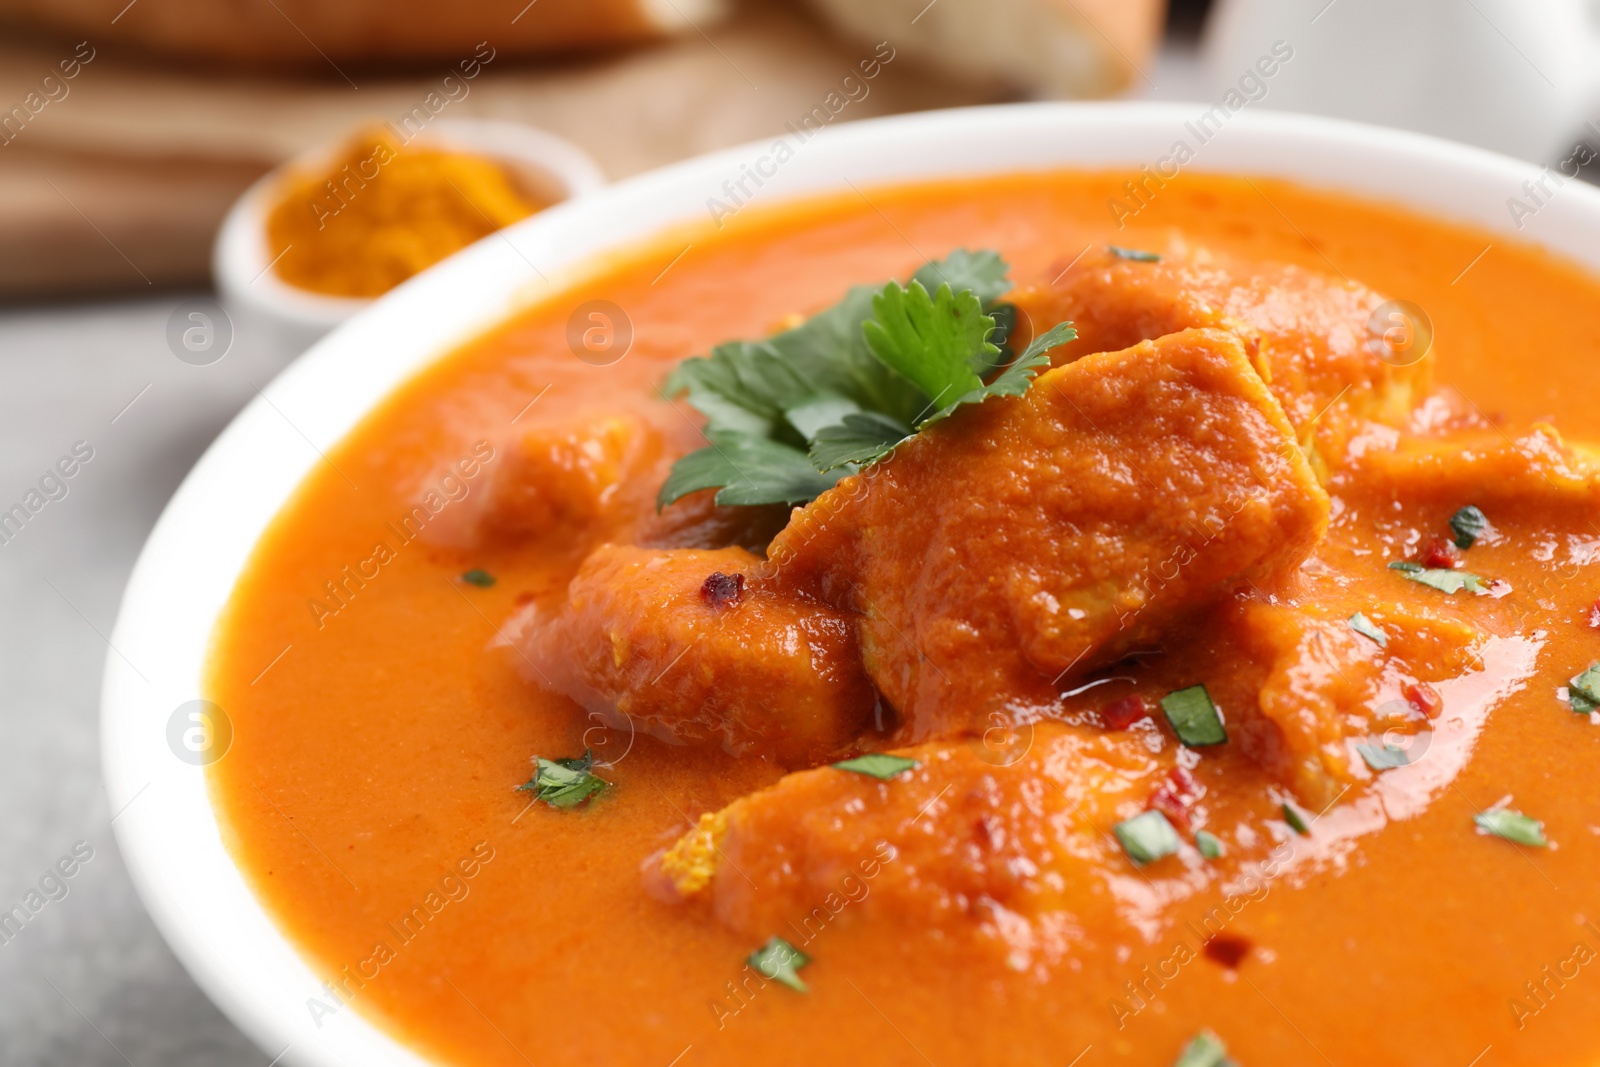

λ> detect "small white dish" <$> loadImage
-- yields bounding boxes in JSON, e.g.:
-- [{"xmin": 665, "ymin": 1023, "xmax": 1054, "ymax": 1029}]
[
  {"xmin": 214, "ymin": 118, "xmax": 607, "ymax": 358},
  {"xmin": 111, "ymin": 104, "xmax": 1600, "ymax": 1067}
]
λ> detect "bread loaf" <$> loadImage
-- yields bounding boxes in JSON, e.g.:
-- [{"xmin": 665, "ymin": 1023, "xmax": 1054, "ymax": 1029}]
[
  {"xmin": 799, "ymin": 0, "xmax": 1166, "ymax": 98},
  {"xmin": 0, "ymin": 0, "xmax": 731, "ymax": 68}
]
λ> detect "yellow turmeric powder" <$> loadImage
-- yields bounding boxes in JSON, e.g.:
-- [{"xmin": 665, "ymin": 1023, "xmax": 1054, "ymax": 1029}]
[{"xmin": 265, "ymin": 127, "xmax": 545, "ymax": 298}]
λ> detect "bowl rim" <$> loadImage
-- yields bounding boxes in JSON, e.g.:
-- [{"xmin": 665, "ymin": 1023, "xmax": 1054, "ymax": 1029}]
[{"xmin": 104, "ymin": 100, "xmax": 1600, "ymax": 1067}]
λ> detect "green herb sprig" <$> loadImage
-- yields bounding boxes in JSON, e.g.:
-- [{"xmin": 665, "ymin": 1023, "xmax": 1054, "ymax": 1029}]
[
  {"xmin": 517, "ymin": 749, "xmax": 609, "ymax": 809},
  {"xmin": 1568, "ymin": 664, "xmax": 1600, "ymax": 713},
  {"xmin": 1388, "ymin": 561, "xmax": 1486, "ymax": 595},
  {"xmin": 1474, "ymin": 807, "xmax": 1547, "ymax": 847},
  {"xmin": 1161, "ymin": 685, "xmax": 1228, "ymax": 747},
  {"xmin": 748, "ymin": 936, "xmax": 811, "ymax": 992},
  {"xmin": 1115, "ymin": 810, "xmax": 1181, "ymax": 865},
  {"xmin": 832, "ymin": 753, "xmax": 919, "ymax": 780},
  {"xmin": 657, "ymin": 250, "xmax": 1075, "ymax": 508}
]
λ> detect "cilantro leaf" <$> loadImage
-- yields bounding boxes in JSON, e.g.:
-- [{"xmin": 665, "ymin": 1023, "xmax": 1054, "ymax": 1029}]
[
  {"xmin": 1161, "ymin": 684, "xmax": 1227, "ymax": 747},
  {"xmin": 1108, "ymin": 245, "xmax": 1162, "ymax": 263},
  {"xmin": 1388, "ymin": 561, "xmax": 1486, "ymax": 595},
  {"xmin": 863, "ymin": 279, "xmax": 995, "ymax": 404},
  {"xmin": 517, "ymin": 749, "xmax": 609, "ymax": 809},
  {"xmin": 832, "ymin": 753, "xmax": 919, "ymax": 780},
  {"xmin": 810, "ymin": 411, "xmax": 912, "ymax": 472},
  {"xmin": 1173, "ymin": 1030, "xmax": 1231, "ymax": 1067},
  {"xmin": 1474, "ymin": 807, "xmax": 1547, "ymax": 847},
  {"xmin": 1356, "ymin": 742, "xmax": 1409, "ymax": 771},
  {"xmin": 1348, "ymin": 612, "xmax": 1387, "ymax": 648},
  {"xmin": 1195, "ymin": 830, "xmax": 1225, "ymax": 859},
  {"xmin": 460, "ymin": 568, "xmax": 495, "ymax": 588},
  {"xmin": 1569, "ymin": 664, "xmax": 1600, "ymax": 713},
  {"xmin": 657, "ymin": 432, "xmax": 840, "ymax": 508},
  {"xmin": 912, "ymin": 247, "xmax": 1011, "ymax": 304},
  {"xmin": 748, "ymin": 936, "xmax": 811, "ymax": 992},
  {"xmin": 1450, "ymin": 505, "xmax": 1488, "ymax": 548},
  {"xmin": 784, "ymin": 394, "xmax": 864, "ymax": 440},
  {"xmin": 1282, "ymin": 802, "xmax": 1311, "ymax": 835},
  {"xmin": 1115, "ymin": 810, "xmax": 1181, "ymax": 865},
  {"xmin": 657, "ymin": 251, "xmax": 1075, "ymax": 510}
]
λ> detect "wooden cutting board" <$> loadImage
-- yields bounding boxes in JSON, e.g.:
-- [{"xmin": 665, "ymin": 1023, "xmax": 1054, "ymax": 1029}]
[{"xmin": 0, "ymin": 0, "xmax": 999, "ymax": 298}]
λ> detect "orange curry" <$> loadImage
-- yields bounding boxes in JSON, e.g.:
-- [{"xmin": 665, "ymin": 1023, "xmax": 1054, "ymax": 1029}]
[{"xmin": 209, "ymin": 172, "xmax": 1600, "ymax": 1066}]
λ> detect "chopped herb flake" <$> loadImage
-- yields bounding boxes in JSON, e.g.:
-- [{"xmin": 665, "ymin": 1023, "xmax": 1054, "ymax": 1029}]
[
  {"xmin": 1108, "ymin": 245, "xmax": 1162, "ymax": 262},
  {"xmin": 1115, "ymin": 809, "xmax": 1181, "ymax": 865},
  {"xmin": 1388, "ymin": 560, "xmax": 1486, "ymax": 595},
  {"xmin": 516, "ymin": 749, "xmax": 608, "ymax": 809},
  {"xmin": 748, "ymin": 936, "xmax": 810, "ymax": 992},
  {"xmin": 1474, "ymin": 808, "xmax": 1548, "ymax": 847},
  {"xmin": 460, "ymin": 568, "xmax": 495, "ymax": 587},
  {"xmin": 1173, "ymin": 1029, "xmax": 1231, "ymax": 1067},
  {"xmin": 1348, "ymin": 612, "xmax": 1388, "ymax": 648},
  {"xmin": 1450, "ymin": 505, "xmax": 1489, "ymax": 548},
  {"xmin": 832, "ymin": 753, "xmax": 919, "ymax": 780},
  {"xmin": 1195, "ymin": 830, "xmax": 1225, "ymax": 859},
  {"xmin": 1357, "ymin": 742, "xmax": 1409, "ymax": 771},
  {"xmin": 1161, "ymin": 685, "xmax": 1228, "ymax": 747},
  {"xmin": 1569, "ymin": 664, "xmax": 1600, "ymax": 713},
  {"xmin": 1283, "ymin": 802, "xmax": 1311, "ymax": 835},
  {"xmin": 658, "ymin": 251, "xmax": 1075, "ymax": 509}
]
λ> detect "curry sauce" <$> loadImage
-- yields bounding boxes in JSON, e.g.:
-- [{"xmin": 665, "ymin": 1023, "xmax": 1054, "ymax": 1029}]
[{"xmin": 209, "ymin": 172, "xmax": 1600, "ymax": 1067}]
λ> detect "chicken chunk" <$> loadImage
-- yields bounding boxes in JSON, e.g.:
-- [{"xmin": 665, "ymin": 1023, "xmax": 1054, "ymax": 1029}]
[
  {"xmin": 1011, "ymin": 246, "xmax": 1427, "ymax": 467},
  {"xmin": 1343, "ymin": 425, "xmax": 1600, "ymax": 513},
  {"xmin": 429, "ymin": 409, "xmax": 672, "ymax": 549},
  {"xmin": 502, "ymin": 544, "xmax": 875, "ymax": 766},
  {"xmin": 1225, "ymin": 597, "xmax": 1481, "ymax": 809},
  {"xmin": 768, "ymin": 328, "xmax": 1329, "ymax": 741},
  {"xmin": 659, "ymin": 725, "xmax": 1173, "ymax": 973}
]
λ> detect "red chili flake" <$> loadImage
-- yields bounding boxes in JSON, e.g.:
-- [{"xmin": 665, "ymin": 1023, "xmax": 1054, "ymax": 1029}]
[
  {"xmin": 1100, "ymin": 695, "xmax": 1150, "ymax": 731},
  {"xmin": 1149, "ymin": 767, "xmax": 1202, "ymax": 836},
  {"xmin": 699, "ymin": 571, "xmax": 744, "ymax": 609},
  {"xmin": 1404, "ymin": 681, "xmax": 1444, "ymax": 720},
  {"xmin": 973, "ymin": 814, "xmax": 1005, "ymax": 851},
  {"xmin": 1418, "ymin": 536, "xmax": 1461, "ymax": 570},
  {"xmin": 1203, "ymin": 933, "xmax": 1253, "ymax": 969}
]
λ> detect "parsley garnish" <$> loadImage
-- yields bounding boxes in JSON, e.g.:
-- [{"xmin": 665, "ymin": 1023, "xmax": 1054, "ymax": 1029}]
[
  {"xmin": 516, "ymin": 749, "xmax": 608, "ymax": 809},
  {"xmin": 1356, "ymin": 742, "xmax": 1409, "ymax": 771},
  {"xmin": 1195, "ymin": 830, "xmax": 1225, "ymax": 859},
  {"xmin": 748, "ymin": 936, "xmax": 811, "ymax": 992},
  {"xmin": 1108, "ymin": 245, "xmax": 1162, "ymax": 262},
  {"xmin": 461, "ymin": 568, "xmax": 495, "ymax": 587},
  {"xmin": 658, "ymin": 251, "xmax": 1075, "ymax": 508},
  {"xmin": 1348, "ymin": 612, "xmax": 1387, "ymax": 648},
  {"xmin": 1115, "ymin": 810, "xmax": 1181, "ymax": 865},
  {"xmin": 1173, "ymin": 1030, "xmax": 1233, "ymax": 1067},
  {"xmin": 1282, "ymin": 802, "xmax": 1311, "ymax": 835},
  {"xmin": 1161, "ymin": 685, "xmax": 1227, "ymax": 747},
  {"xmin": 1450, "ymin": 505, "xmax": 1488, "ymax": 548},
  {"xmin": 1388, "ymin": 561, "xmax": 1486, "ymax": 595},
  {"xmin": 1474, "ymin": 807, "xmax": 1547, "ymax": 847},
  {"xmin": 1569, "ymin": 664, "xmax": 1600, "ymax": 713},
  {"xmin": 832, "ymin": 753, "xmax": 918, "ymax": 780}
]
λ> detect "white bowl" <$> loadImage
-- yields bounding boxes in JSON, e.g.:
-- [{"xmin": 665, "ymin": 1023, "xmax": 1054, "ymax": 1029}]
[
  {"xmin": 107, "ymin": 102, "xmax": 1600, "ymax": 1067},
  {"xmin": 214, "ymin": 117, "xmax": 607, "ymax": 359}
]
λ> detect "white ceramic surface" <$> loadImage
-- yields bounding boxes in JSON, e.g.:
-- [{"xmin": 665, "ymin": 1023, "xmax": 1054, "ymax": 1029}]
[
  {"xmin": 1205, "ymin": 0, "xmax": 1600, "ymax": 164},
  {"xmin": 107, "ymin": 102, "xmax": 1600, "ymax": 1067},
  {"xmin": 214, "ymin": 118, "xmax": 607, "ymax": 360}
]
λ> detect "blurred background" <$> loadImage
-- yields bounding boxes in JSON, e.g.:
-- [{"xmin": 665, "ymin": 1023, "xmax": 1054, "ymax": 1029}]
[{"xmin": 1, "ymin": 0, "xmax": 1597, "ymax": 1062}]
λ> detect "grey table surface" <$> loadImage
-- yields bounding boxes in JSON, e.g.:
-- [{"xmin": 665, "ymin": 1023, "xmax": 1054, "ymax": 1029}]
[{"xmin": 0, "ymin": 294, "xmax": 295, "ymax": 1065}]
